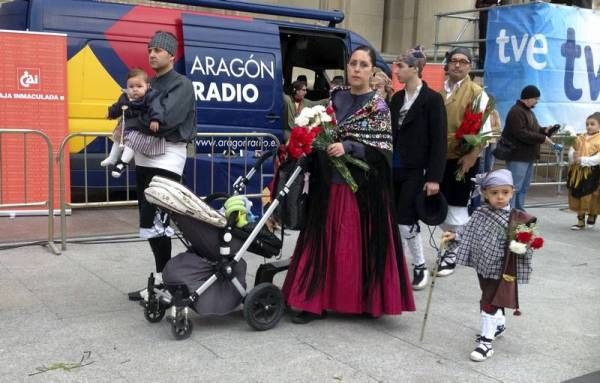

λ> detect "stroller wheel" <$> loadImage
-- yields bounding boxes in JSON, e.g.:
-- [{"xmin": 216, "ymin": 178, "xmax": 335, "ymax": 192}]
[
  {"xmin": 171, "ymin": 316, "xmax": 193, "ymax": 340},
  {"xmin": 243, "ymin": 283, "xmax": 284, "ymax": 331},
  {"xmin": 144, "ymin": 298, "xmax": 166, "ymax": 323}
]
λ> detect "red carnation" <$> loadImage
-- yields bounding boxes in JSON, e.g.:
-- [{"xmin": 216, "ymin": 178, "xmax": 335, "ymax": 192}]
[
  {"xmin": 455, "ymin": 111, "xmax": 483, "ymax": 140},
  {"xmin": 287, "ymin": 127, "xmax": 320, "ymax": 159},
  {"xmin": 325, "ymin": 105, "xmax": 335, "ymax": 116},
  {"xmin": 530, "ymin": 237, "xmax": 544, "ymax": 249},
  {"xmin": 515, "ymin": 231, "xmax": 533, "ymax": 243}
]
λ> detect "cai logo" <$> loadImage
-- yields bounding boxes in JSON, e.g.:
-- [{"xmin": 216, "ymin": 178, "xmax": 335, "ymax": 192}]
[{"xmin": 17, "ymin": 68, "xmax": 41, "ymax": 90}]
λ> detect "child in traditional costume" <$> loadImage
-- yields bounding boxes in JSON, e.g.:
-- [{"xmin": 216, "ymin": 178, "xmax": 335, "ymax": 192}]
[
  {"xmin": 567, "ymin": 112, "xmax": 600, "ymax": 230},
  {"xmin": 443, "ymin": 169, "xmax": 542, "ymax": 362}
]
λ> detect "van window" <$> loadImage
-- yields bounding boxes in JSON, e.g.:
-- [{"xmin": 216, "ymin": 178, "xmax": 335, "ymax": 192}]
[
  {"xmin": 280, "ymin": 31, "xmax": 346, "ymax": 101},
  {"xmin": 291, "ymin": 67, "xmax": 315, "ymax": 90}
]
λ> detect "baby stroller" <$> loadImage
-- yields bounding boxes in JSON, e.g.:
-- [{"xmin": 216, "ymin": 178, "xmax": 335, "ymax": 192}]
[{"xmin": 142, "ymin": 150, "xmax": 305, "ymax": 340}]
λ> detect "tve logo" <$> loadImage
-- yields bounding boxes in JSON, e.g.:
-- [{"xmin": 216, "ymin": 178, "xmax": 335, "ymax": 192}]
[
  {"xmin": 17, "ymin": 68, "xmax": 41, "ymax": 90},
  {"xmin": 495, "ymin": 29, "xmax": 548, "ymax": 70}
]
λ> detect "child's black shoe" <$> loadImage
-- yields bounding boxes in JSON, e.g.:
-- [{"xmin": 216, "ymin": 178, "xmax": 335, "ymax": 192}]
[{"xmin": 111, "ymin": 162, "xmax": 126, "ymax": 178}]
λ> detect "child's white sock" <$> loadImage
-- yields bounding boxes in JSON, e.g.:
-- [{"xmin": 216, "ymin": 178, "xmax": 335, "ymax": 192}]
[
  {"xmin": 101, "ymin": 142, "xmax": 122, "ymax": 166},
  {"xmin": 121, "ymin": 146, "xmax": 134, "ymax": 164}
]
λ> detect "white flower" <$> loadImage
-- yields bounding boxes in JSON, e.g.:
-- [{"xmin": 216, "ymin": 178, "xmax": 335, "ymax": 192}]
[
  {"xmin": 509, "ymin": 240, "xmax": 527, "ymax": 254},
  {"xmin": 300, "ymin": 106, "xmax": 317, "ymax": 119},
  {"xmin": 318, "ymin": 112, "xmax": 332, "ymax": 122},
  {"xmin": 294, "ymin": 116, "xmax": 310, "ymax": 127},
  {"xmin": 312, "ymin": 105, "xmax": 326, "ymax": 114}
]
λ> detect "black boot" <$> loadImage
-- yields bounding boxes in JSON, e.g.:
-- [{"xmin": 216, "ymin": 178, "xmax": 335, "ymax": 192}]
[
  {"xmin": 127, "ymin": 236, "xmax": 171, "ymax": 301},
  {"xmin": 149, "ymin": 236, "xmax": 172, "ymax": 273}
]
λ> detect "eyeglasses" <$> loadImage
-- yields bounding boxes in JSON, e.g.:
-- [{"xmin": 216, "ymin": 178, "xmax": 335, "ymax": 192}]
[{"xmin": 449, "ymin": 58, "xmax": 471, "ymax": 66}]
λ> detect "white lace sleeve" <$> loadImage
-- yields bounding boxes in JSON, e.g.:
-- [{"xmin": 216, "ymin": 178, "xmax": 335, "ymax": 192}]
[
  {"xmin": 580, "ymin": 152, "xmax": 600, "ymax": 167},
  {"xmin": 568, "ymin": 147, "xmax": 575, "ymax": 164}
]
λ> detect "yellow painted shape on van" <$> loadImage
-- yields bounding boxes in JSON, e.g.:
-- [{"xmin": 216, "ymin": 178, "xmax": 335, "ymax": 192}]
[{"xmin": 67, "ymin": 45, "xmax": 122, "ymax": 153}]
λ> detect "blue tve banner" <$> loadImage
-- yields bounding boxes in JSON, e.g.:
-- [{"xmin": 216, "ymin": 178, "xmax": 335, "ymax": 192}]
[{"xmin": 484, "ymin": 3, "xmax": 600, "ymax": 133}]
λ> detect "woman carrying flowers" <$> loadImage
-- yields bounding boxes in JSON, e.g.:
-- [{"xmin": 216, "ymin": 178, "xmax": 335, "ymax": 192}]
[
  {"xmin": 442, "ymin": 169, "xmax": 544, "ymax": 362},
  {"xmin": 282, "ymin": 45, "xmax": 415, "ymax": 324}
]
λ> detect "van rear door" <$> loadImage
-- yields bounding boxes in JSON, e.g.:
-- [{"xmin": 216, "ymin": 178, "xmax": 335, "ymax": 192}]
[{"xmin": 182, "ymin": 14, "xmax": 283, "ymax": 137}]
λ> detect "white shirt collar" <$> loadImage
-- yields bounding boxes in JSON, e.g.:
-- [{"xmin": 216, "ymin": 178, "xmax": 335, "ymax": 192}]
[{"xmin": 444, "ymin": 77, "xmax": 466, "ymax": 98}]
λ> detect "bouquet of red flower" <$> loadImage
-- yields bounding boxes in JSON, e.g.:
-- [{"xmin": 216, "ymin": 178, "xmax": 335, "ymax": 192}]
[
  {"xmin": 287, "ymin": 125, "xmax": 320, "ymax": 159},
  {"xmin": 508, "ymin": 223, "xmax": 544, "ymax": 255},
  {"xmin": 454, "ymin": 92, "xmax": 496, "ymax": 180},
  {"xmin": 287, "ymin": 105, "xmax": 369, "ymax": 192}
]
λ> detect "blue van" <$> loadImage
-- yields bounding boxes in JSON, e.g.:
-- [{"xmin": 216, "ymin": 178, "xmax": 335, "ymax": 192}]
[{"xmin": 0, "ymin": 0, "xmax": 390, "ymax": 199}]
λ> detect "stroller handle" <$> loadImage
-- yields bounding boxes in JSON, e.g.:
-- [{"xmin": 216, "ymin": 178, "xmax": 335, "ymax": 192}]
[
  {"xmin": 203, "ymin": 192, "xmax": 230, "ymax": 205},
  {"xmin": 232, "ymin": 149, "xmax": 277, "ymax": 194},
  {"xmin": 253, "ymin": 149, "xmax": 276, "ymax": 169}
]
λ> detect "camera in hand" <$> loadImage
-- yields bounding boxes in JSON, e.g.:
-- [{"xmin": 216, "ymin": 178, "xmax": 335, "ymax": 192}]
[{"xmin": 547, "ymin": 124, "xmax": 561, "ymax": 137}]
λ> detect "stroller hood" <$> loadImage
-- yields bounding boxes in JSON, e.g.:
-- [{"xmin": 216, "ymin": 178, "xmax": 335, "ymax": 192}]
[{"xmin": 144, "ymin": 176, "xmax": 226, "ymax": 228}]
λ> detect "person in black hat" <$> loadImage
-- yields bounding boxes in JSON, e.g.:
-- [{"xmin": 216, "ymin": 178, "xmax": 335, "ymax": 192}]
[
  {"xmin": 437, "ymin": 47, "xmax": 491, "ymax": 277},
  {"xmin": 128, "ymin": 31, "xmax": 196, "ymax": 301},
  {"xmin": 390, "ymin": 45, "xmax": 447, "ymax": 290},
  {"xmin": 500, "ymin": 85, "xmax": 560, "ymax": 211}
]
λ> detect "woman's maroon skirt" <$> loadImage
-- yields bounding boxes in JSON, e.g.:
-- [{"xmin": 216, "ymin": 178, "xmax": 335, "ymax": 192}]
[{"xmin": 282, "ymin": 183, "xmax": 415, "ymax": 317}]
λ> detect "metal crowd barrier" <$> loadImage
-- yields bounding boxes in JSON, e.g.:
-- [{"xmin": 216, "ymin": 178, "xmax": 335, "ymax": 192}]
[
  {"xmin": 486, "ymin": 133, "xmax": 571, "ymax": 194},
  {"xmin": 57, "ymin": 132, "xmax": 279, "ymax": 250},
  {"xmin": 0, "ymin": 128, "xmax": 60, "ymax": 255}
]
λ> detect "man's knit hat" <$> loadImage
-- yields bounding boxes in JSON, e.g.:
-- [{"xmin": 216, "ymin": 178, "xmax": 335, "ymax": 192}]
[
  {"xmin": 148, "ymin": 31, "xmax": 177, "ymax": 56},
  {"xmin": 520, "ymin": 85, "xmax": 541, "ymax": 99},
  {"xmin": 447, "ymin": 47, "xmax": 473, "ymax": 63},
  {"xmin": 394, "ymin": 45, "xmax": 427, "ymax": 77}
]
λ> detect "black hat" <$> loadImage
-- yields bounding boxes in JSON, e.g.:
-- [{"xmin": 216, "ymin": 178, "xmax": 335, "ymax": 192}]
[
  {"xmin": 148, "ymin": 31, "xmax": 177, "ymax": 56},
  {"xmin": 415, "ymin": 191, "xmax": 448, "ymax": 226},
  {"xmin": 447, "ymin": 47, "xmax": 473, "ymax": 63},
  {"xmin": 520, "ymin": 85, "xmax": 541, "ymax": 99}
]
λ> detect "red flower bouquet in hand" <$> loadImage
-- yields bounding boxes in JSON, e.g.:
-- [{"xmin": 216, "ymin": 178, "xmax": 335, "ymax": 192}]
[
  {"xmin": 508, "ymin": 223, "xmax": 544, "ymax": 255},
  {"xmin": 454, "ymin": 92, "xmax": 496, "ymax": 180},
  {"xmin": 287, "ymin": 125, "xmax": 320, "ymax": 159},
  {"xmin": 287, "ymin": 104, "xmax": 369, "ymax": 192}
]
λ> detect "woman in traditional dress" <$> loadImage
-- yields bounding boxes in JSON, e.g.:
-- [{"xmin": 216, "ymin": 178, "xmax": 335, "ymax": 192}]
[{"xmin": 282, "ymin": 45, "xmax": 415, "ymax": 324}]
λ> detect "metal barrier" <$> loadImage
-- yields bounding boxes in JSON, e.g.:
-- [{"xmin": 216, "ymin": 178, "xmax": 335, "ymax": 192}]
[
  {"xmin": 486, "ymin": 134, "xmax": 571, "ymax": 194},
  {"xmin": 0, "ymin": 128, "xmax": 60, "ymax": 255},
  {"xmin": 189, "ymin": 132, "xmax": 280, "ymax": 197},
  {"xmin": 58, "ymin": 132, "xmax": 279, "ymax": 250},
  {"xmin": 433, "ymin": 7, "xmax": 481, "ymax": 71}
]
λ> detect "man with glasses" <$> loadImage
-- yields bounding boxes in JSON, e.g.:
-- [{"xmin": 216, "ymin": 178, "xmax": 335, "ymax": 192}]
[{"xmin": 437, "ymin": 47, "xmax": 487, "ymax": 277}]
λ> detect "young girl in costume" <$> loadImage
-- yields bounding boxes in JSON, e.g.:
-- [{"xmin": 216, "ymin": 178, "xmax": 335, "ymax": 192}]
[
  {"xmin": 443, "ymin": 169, "xmax": 539, "ymax": 362},
  {"xmin": 282, "ymin": 46, "xmax": 415, "ymax": 324},
  {"xmin": 567, "ymin": 112, "xmax": 600, "ymax": 230},
  {"xmin": 101, "ymin": 68, "xmax": 165, "ymax": 178}
]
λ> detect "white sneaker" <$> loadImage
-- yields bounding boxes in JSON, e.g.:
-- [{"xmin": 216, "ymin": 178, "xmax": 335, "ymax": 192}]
[
  {"xmin": 470, "ymin": 339, "xmax": 494, "ymax": 362},
  {"xmin": 436, "ymin": 259, "xmax": 456, "ymax": 277},
  {"xmin": 412, "ymin": 264, "xmax": 429, "ymax": 290}
]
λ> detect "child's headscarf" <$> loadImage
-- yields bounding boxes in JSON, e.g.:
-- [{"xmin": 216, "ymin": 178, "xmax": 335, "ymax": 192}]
[{"xmin": 473, "ymin": 169, "xmax": 514, "ymax": 197}]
